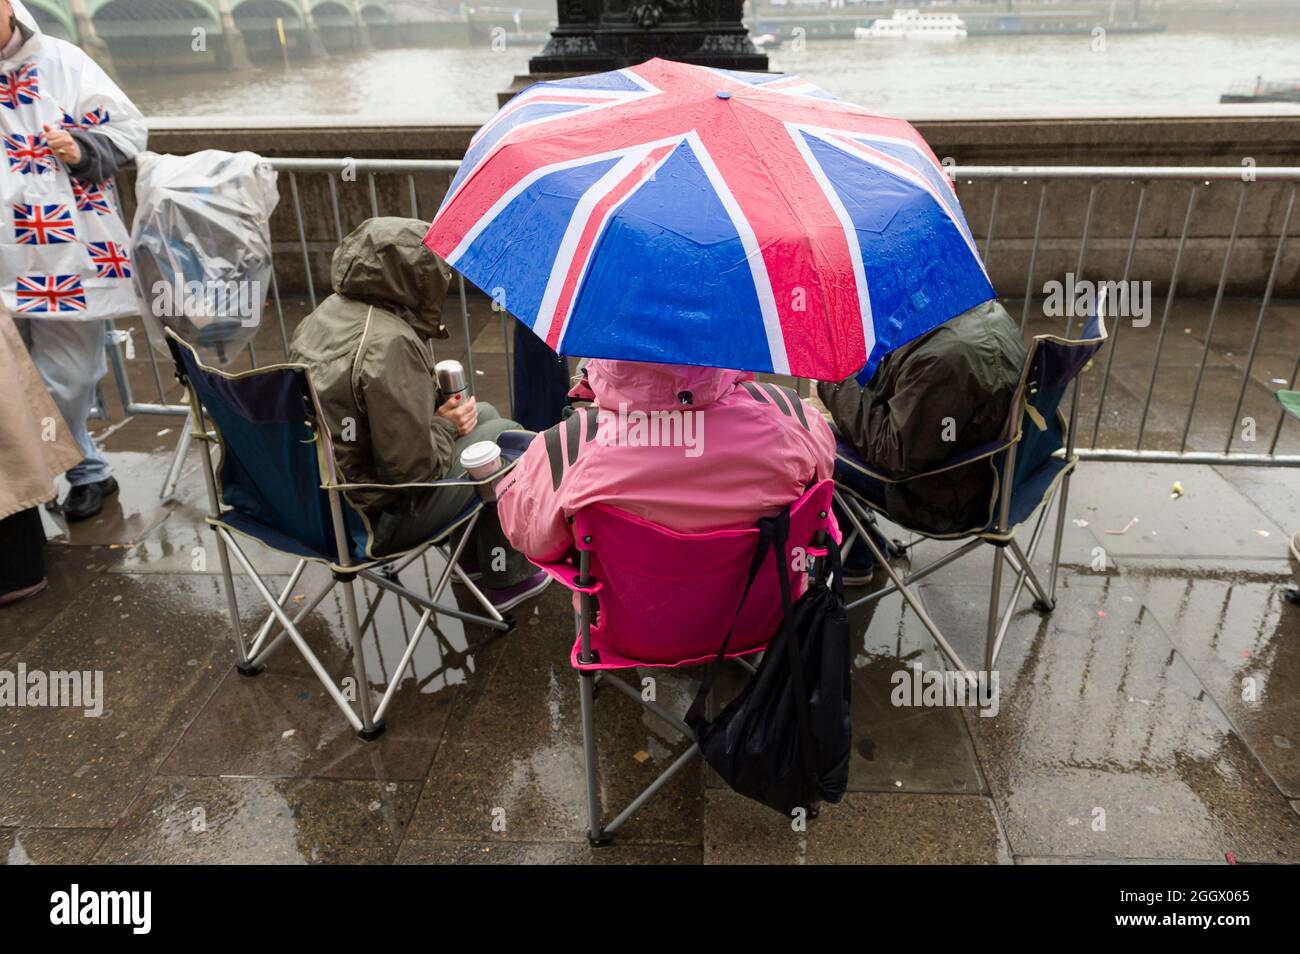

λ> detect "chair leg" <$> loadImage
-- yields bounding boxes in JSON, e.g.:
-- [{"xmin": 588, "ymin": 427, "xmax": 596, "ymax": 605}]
[
  {"xmin": 212, "ymin": 528, "xmax": 258, "ymax": 676},
  {"xmin": 339, "ymin": 574, "xmax": 383, "ymax": 741},
  {"xmin": 159, "ymin": 412, "xmax": 193, "ymax": 501},
  {"xmin": 985, "ymin": 547, "xmax": 1005, "ymax": 672},
  {"xmin": 1047, "ymin": 470, "xmax": 1074, "ymax": 605},
  {"xmin": 578, "ymin": 669, "xmax": 611, "ymax": 846}
]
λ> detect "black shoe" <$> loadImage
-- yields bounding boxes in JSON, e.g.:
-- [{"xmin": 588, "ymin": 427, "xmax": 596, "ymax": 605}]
[{"xmin": 62, "ymin": 477, "xmax": 119, "ymax": 522}]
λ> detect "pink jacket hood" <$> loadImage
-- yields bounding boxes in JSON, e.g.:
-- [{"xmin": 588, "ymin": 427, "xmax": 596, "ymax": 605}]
[{"xmin": 583, "ymin": 359, "xmax": 750, "ymax": 411}]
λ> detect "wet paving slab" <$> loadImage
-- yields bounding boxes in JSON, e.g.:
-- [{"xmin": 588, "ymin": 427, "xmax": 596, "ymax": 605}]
[
  {"xmin": 0, "ymin": 572, "xmax": 240, "ymax": 828},
  {"xmin": 842, "ymin": 592, "xmax": 986, "ymax": 795},
  {"xmin": 1116, "ymin": 559, "xmax": 1300, "ymax": 799},
  {"xmin": 0, "ymin": 542, "xmax": 122, "ymax": 659},
  {"xmin": 397, "ymin": 840, "xmax": 701, "ymax": 864},
  {"xmin": 406, "ymin": 586, "xmax": 705, "ymax": 847},
  {"xmin": 920, "ymin": 575, "xmax": 1300, "ymax": 864},
  {"xmin": 92, "ymin": 776, "xmax": 420, "ymax": 864},
  {"xmin": 1066, "ymin": 461, "xmax": 1287, "ymax": 560},
  {"xmin": 157, "ymin": 667, "xmax": 456, "ymax": 783},
  {"xmin": 703, "ymin": 789, "xmax": 1011, "ymax": 864},
  {"xmin": 2, "ymin": 827, "xmax": 111, "ymax": 865}
]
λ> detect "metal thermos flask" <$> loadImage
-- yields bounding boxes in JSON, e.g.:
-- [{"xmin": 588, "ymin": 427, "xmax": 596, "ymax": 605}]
[{"xmin": 435, "ymin": 359, "xmax": 468, "ymax": 405}]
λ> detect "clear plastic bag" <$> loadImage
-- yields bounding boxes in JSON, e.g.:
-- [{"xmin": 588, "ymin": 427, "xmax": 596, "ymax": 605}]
[{"xmin": 130, "ymin": 150, "xmax": 279, "ymax": 365}]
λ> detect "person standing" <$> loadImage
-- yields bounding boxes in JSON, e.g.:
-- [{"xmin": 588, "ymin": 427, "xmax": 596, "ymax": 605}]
[
  {"xmin": 0, "ymin": 304, "xmax": 80, "ymax": 605},
  {"xmin": 0, "ymin": 0, "xmax": 147, "ymax": 521}
]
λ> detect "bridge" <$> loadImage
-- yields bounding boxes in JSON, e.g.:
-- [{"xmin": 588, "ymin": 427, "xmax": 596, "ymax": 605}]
[{"xmin": 22, "ymin": 0, "xmax": 411, "ymax": 71}]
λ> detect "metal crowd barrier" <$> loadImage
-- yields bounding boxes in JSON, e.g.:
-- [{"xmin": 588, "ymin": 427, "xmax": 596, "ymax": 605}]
[{"xmin": 106, "ymin": 160, "xmax": 1300, "ymax": 493}]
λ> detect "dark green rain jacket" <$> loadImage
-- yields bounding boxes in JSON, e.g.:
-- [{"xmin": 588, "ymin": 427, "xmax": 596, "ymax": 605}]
[
  {"xmin": 819, "ymin": 299, "xmax": 1028, "ymax": 535},
  {"xmin": 288, "ymin": 217, "xmax": 455, "ymax": 515}
]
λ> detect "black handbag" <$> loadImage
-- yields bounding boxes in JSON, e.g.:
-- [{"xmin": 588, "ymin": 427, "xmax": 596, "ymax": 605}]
[{"xmin": 685, "ymin": 508, "xmax": 852, "ymax": 817}]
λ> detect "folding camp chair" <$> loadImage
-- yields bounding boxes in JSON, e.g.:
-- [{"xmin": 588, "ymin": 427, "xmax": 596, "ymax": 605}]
[
  {"xmin": 166, "ymin": 329, "xmax": 526, "ymax": 739},
  {"xmin": 833, "ymin": 310, "xmax": 1108, "ymax": 673},
  {"xmin": 532, "ymin": 480, "xmax": 839, "ymax": 845}
]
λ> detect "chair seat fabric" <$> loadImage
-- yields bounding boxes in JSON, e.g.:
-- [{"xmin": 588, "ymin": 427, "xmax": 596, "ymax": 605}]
[{"xmin": 535, "ymin": 481, "xmax": 838, "ymax": 671}]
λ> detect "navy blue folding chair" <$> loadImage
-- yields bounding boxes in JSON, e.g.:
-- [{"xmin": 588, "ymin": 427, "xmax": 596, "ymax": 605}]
[
  {"xmin": 166, "ymin": 330, "xmax": 527, "ymax": 738},
  {"xmin": 833, "ymin": 310, "xmax": 1108, "ymax": 672}
]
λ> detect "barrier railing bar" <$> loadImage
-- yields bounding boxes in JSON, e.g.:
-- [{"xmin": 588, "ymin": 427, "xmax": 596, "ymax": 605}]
[
  {"xmin": 269, "ymin": 268, "xmax": 290, "ymax": 358},
  {"xmin": 1019, "ymin": 183, "xmax": 1046, "ymax": 333},
  {"xmin": 1224, "ymin": 184, "xmax": 1296, "ymax": 455},
  {"xmin": 1136, "ymin": 183, "xmax": 1199, "ymax": 449},
  {"xmin": 257, "ymin": 159, "xmax": 1300, "ymax": 181},
  {"xmin": 952, "ymin": 166, "xmax": 1300, "ymax": 181},
  {"xmin": 107, "ymin": 161, "xmax": 1300, "ymax": 472},
  {"xmin": 458, "ymin": 273, "xmax": 476, "ymax": 389},
  {"xmin": 981, "ymin": 181, "xmax": 999, "ymax": 266},
  {"xmin": 327, "ymin": 174, "xmax": 345, "ymax": 243},
  {"xmin": 1089, "ymin": 183, "xmax": 1146, "ymax": 449},
  {"xmin": 1064, "ymin": 183, "xmax": 1096, "ymax": 340},
  {"xmin": 288, "ymin": 171, "xmax": 317, "ymax": 310},
  {"xmin": 1181, "ymin": 183, "xmax": 1247, "ymax": 453}
]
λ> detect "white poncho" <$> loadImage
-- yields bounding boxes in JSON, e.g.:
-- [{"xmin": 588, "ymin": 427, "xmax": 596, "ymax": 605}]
[{"xmin": 0, "ymin": 1, "xmax": 146, "ymax": 322}]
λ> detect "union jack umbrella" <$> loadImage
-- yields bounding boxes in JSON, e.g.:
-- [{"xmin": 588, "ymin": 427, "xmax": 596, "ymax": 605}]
[
  {"xmin": 0, "ymin": 63, "xmax": 39, "ymax": 110},
  {"xmin": 15, "ymin": 274, "xmax": 87, "ymax": 313},
  {"xmin": 88, "ymin": 240, "xmax": 131, "ymax": 278},
  {"xmin": 424, "ymin": 58, "xmax": 994, "ymax": 381},
  {"xmin": 14, "ymin": 202, "xmax": 76, "ymax": 244}
]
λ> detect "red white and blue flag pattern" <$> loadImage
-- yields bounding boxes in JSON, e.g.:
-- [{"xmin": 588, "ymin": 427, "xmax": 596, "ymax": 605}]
[
  {"xmin": 71, "ymin": 177, "xmax": 114, "ymax": 215},
  {"xmin": 4, "ymin": 132, "xmax": 56, "ymax": 175},
  {"xmin": 0, "ymin": 64, "xmax": 39, "ymax": 110},
  {"xmin": 1, "ymin": 8, "xmax": 148, "ymax": 323},
  {"xmin": 14, "ymin": 202, "xmax": 76, "ymax": 244},
  {"xmin": 425, "ymin": 58, "xmax": 994, "ymax": 381},
  {"xmin": 88, "ymin": 240, "xmax": 131, "ymax": 278},
  {"xmin": 15, "ymin": 273, "xmax": 87, "ymax": 313},
  {"xmin": 61, "ymin": 104, "xmax": 110, "ymax": 129}
]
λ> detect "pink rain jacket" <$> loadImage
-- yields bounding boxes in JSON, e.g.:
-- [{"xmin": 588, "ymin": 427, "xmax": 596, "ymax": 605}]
[{"xmin": 496, "ymin": 359, "xmax": 837, "ymax": 562}]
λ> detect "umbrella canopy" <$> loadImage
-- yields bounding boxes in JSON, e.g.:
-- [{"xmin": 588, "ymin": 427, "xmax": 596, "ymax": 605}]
[{"xmin": 425, "ymin": 58, "xmax": 994, "ymax": 382}]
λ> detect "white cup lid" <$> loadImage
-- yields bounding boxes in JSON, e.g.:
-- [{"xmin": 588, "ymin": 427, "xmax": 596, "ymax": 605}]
[{"xmin": 460, "ymin": 440, "xmax": 502, "ymax": 471}]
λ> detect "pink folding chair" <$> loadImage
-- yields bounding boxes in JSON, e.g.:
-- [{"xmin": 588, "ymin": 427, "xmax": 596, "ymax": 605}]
[{"xmin": 532, "ymin": 480, "xmax": 839, "ymax": 845}]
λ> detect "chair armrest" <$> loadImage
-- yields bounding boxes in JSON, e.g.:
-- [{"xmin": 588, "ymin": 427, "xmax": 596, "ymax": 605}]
[
  {"xmin": 325, "ymin": 431, "xmax": 532, "ymax": 492},
  {"xmin": 529, "ymin": 557, "xmax": 601, "ymax": 595},
  {"xmin": 835, "ymin": 436, "xmax": 1014, "ymax": 486}
]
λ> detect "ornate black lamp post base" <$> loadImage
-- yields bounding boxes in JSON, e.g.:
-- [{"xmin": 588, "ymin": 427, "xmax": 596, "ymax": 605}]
[{"xmin": 502, "ymin": 0, "xmax": 767, "ymax": 102}]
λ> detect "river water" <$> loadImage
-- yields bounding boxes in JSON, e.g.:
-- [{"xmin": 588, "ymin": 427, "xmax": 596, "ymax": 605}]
[{"xmin": 121, "ymin": 28, "xmax": 1299, "ymax": 123}]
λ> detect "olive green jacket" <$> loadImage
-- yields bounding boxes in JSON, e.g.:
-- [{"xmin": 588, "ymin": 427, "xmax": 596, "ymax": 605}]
[
  {"xmin": 288, "ymin": 217, "xmax": 457, "ymax": 514},
  {"xmin": 819, "ymin": 299, "xmax": 1028, "ymax": 535}
]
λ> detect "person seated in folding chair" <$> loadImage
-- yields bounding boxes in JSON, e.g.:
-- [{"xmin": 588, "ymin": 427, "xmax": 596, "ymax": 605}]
[
  {"xmin": 288, "ymin": 217, "xmax": 549, "ymax": 613},
  {"xmin": 818, "ymin": 299, "xmax": 1027, "ymax": 584},
  {"xmin": 495, "ymin": 358, "xmax": 837, "ymax": 561}
]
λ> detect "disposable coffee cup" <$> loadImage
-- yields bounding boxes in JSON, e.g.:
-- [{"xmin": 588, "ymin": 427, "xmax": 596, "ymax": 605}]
[{"xmin": 461, "ymin": 440, "xmax": 504, "ymax": 500}]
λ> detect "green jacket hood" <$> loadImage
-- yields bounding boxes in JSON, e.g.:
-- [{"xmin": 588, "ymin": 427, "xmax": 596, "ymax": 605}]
[{"xmin": 330, "ymin": 217, "xmax": 450, "ymax": 339}]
